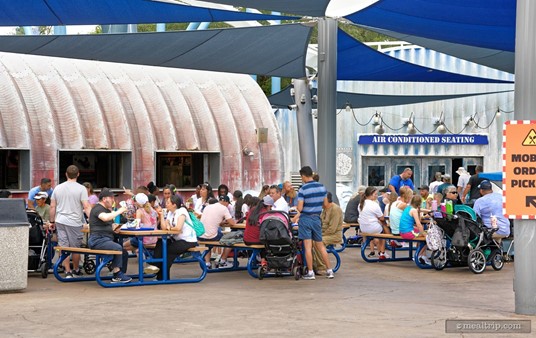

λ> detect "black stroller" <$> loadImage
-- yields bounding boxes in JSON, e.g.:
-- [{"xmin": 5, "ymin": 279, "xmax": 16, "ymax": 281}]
[
  {"xmin": 258, "ymin": 210, "xmax": 303, "ymax": 280},
  {"xmin": 27, "ymin": 210, "xmax": 50, "ymax": 278},
  {"xmin": 430, "ymin": 211, "xmax": 504, "ymax": 274}
]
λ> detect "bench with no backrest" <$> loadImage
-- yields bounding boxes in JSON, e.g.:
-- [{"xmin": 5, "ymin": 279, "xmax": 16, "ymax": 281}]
[{"xmin": 360, "ymin": 232, "xmax": 428, "ymax": 268}]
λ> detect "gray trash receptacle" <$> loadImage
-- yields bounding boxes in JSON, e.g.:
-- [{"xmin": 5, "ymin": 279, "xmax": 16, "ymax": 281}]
[{"xmin": 0, "ymin": 198, "xmax": 29, "ymax": 291}]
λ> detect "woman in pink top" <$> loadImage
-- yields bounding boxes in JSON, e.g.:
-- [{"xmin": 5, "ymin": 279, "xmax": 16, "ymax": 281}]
[{"xmin": 123, "ymin": 193, "xmax": 158, "ymax": 253}]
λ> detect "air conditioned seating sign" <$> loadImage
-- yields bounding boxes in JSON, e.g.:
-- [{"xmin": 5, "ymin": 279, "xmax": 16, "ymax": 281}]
[{"xmin": 503, "ymin": 120, "xmax": 536, "ymax": 219}]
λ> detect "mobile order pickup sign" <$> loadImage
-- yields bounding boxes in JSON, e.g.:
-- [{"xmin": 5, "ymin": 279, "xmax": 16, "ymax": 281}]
[{"xmin": 503, "ymin": 120, "xmax": 536, "ymax": 218}]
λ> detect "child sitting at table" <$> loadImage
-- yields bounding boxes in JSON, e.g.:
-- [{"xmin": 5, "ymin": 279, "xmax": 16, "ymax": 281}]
[{"xmin": 399, "ymin": 195, "xmax": 429, "ymax": 264}]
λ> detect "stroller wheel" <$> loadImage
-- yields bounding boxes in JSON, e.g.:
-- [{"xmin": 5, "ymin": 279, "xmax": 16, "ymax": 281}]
[
  {"xmin": 468, "ymin": 249, "xmax": 486, "ymax": 274},
  {"xmin": 40, "ymin": 262, "xmax": 48, "ymax": 278},
  {"xmin": 490, "ymin": 249, "xmax": 504, "ymax": 271},
  {"xmin": 431, "ymin": 249, "xmax": 447, "ymax": 271},
  {"xmin": 84, "ymin": 260, "xmax": 96, "ymax": 275},
  {"xmin": 257, "ymin": 267, "xmax": 265, "ymax": 280},
  {"xmin": 292, "ymin": 266, "xmax": 300, "ymax": 280}
]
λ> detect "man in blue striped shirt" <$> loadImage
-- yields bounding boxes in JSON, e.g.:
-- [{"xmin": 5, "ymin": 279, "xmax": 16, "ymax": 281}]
[{"xmin": 295, "ymin": 166, "xmax": 334, "ymax": 280}]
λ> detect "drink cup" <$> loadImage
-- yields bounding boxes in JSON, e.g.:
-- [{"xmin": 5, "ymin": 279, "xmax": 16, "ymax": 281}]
[{"xmin": 119, "ymin": 201, "xmax": 127, "ymax": 208}]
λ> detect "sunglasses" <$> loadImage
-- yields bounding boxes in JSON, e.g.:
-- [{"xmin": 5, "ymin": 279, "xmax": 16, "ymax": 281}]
[{"xmin": 447, "ymin": 191, "xmax": 458, "ymax": 194}]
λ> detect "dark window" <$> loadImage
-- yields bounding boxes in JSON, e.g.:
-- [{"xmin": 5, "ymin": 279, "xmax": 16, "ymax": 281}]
[
  {"xmin": 156, "ymin": 153, "xmax": 209, "ymax": 188},
  {"xmin": 59, "ymin": 151, "xmax": 130, "ymax": 188},
  {"xmin": 428, "ymin": 165, "xmax": 445, "ymax": 184},
  {"xmin": 0, "ymin": 150, "xmax": 21, "ymax": 189},
  {"xmin": 367, "ymin": 166, "xmax": 385, "ymax": 186}
]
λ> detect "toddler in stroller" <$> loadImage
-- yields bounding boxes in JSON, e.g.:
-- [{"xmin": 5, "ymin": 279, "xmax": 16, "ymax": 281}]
[
  {"xmin": 258, "ymin": 210, "xmax": 303, "ymax": 279},
  {"xmin": 430, "ymin": 212, "xmax": 504, "ymax": 273},
  {"xmin": 27, "ymin": 210, "xmax": 51, "ymax": 278}
]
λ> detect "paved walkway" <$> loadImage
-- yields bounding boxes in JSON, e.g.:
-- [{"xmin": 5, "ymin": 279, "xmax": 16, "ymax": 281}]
[{"xmin": 1, "ymin": 250, "xmax": 533, "ymax": 337}]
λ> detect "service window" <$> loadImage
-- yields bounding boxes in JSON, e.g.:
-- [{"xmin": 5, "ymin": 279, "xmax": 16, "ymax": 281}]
[
  {"xmin": 0, "ymin": 150, "xmax": 30, "ymax": 190},
  {"xmin": 156, "ymin": 152, "xmax": 219, "ymax": 188},
  {"xmin": 367, "ymin": 166, "xmax": 385, "ymax": 186},
  {"xmin": 59, "ymin": 151, "xmax": 131, "ymax": 188},
  {"xmin": 427, "ymin": 165, "xmax": 445, "ymax": 184}
]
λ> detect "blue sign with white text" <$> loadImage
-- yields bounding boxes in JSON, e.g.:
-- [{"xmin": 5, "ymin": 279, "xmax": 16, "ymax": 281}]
[{"xmin": 358, "ymin": 134, "xmax": 488, "ymax": 145}]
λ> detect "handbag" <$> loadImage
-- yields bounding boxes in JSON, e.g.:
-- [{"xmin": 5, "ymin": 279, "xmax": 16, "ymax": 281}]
[{"xmin": 185, "ymin": 210, "xmax": 205, "ymax": 237}]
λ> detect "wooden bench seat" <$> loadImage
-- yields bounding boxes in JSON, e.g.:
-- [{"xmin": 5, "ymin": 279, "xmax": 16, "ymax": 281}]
[
  {"xmin": 55, "ymin": 246, "xmax": 122, "ymax": 255},
  {"xmin": 359, "ymin": 232, "xmax": 427, "ymax": 266},
  {"xmin": 198, "ymin": 241, "xmax": 264, "ymax": 249}
]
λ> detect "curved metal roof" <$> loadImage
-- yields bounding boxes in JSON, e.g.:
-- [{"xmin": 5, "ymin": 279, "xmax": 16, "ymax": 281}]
[{"xmin": 0, "ymin": 52, "xmax": 283, "ymax": 190}]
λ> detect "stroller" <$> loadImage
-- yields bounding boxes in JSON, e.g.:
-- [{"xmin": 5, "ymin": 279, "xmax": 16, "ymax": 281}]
[
  {"xmin": 27, "ymin": 210, "xmax": 51, "ymax": 278},
  {"xmin": 258, "ymin": 210, "xmax": 303, "ymax": 280},
  {"xmin": 430, "ymin": 211, "xmax": 504, "ymax": 274}
]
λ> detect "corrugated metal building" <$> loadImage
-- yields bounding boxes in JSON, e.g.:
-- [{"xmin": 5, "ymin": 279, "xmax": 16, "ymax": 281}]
[{"xmin": 0, "ymin": 52, "xmax": 284, "ymax": 194}]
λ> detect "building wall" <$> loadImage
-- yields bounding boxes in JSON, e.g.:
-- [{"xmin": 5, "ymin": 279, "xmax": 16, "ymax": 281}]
[{"xmin": 0, "ymin": 52, "xmax": 284, "ymax": 192}]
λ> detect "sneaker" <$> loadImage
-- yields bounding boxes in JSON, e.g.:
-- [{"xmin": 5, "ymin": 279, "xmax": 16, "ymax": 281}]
[
  {"xmin": 111, "ymin": 271, "xmax": 132, "ymax": 284},
  {"xmin": 390, "ymin": 240, "xmax": 402, "ymax": 248},
  {"xmin": 72, "ymin": 269, "xmax": 84, "ymax": 277},
  {"xmin": 421, "ymin": 256, "xmax": 432, "ymax": 265},
  {"xmin": 326, "ymin": 270, "xmax": 334, "ymax": 279},
  {"xmin": 205, "ymin": 263, "xmax": 212, "ymax": 270},
  {"xmin": 379, "ymin": 252, "xmax": 390, "ymax": 260},
  {"xmin": 218, "ymin": 260, "xmax": 234, "ymax": 268},
  {"xmin": 367, "ymin": 251, "xmax": 376, "ymax": 258},
  {"xmin": 302, "ymin": 271, "xmax": 315, "ymax": 280},
  {"xmin": 143, "ymin": 265, "xmax": 160, "ymax": 274},
  {"xmin": 401, "ymin": 242, "xmax": 410, "ymax": 248},
  {"xmin": 65, "ymin": 271, "xmax": 74, "ymax": 279}
]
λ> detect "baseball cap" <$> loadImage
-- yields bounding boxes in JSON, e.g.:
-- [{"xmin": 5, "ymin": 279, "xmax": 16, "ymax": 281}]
[
  {"xmin": 135, "ymin": 193, "xmax": 148, "ymax": 205},
  {"xmin": 441, "ymin": 174, "xmax": 451, "ymax": 179},
  {"xmin": 35, "ymin": 192, "xmax": 48, "ymax": 200},
  {"xmin": 262, "ymin": 195, "xmax": 274, "ymax": 206},
  {"xmin": 219, "ymin": 195, "xmax": 230, "ymax": 203},
  {"xmin": 477, "ymin": 180, "xmax": 492, "ymax": 190},
  {"xmin": 418, "ymin": 185, "xmax": 429, "ymax": 191},
  {"xmin": 378, "ymin": 187, "xmax": 389, "ymax": 193},
  {"xmin": 98, "ymin": 187, "xmax": 117, "ymax": 200}
]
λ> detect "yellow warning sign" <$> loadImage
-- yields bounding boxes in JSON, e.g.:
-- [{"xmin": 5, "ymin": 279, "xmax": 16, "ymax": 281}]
[{"xmin": 522, "ymin": 129, "xmax": 536, "ymax": 146}]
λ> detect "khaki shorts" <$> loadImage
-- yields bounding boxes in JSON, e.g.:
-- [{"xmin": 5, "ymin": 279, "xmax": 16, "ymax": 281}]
[{"xmin": 56, "ymin": 222, "xmax": 83, "ymax": 248}]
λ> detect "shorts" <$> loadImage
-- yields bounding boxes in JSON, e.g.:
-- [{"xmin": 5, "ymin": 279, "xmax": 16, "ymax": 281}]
[
  {"xmin": 129, "ymin": 236, "xmax": 140, "ymax": 248},
  {"xmin": 56, "ymin": 222, "xmax": 83, "ymax": 247},
  {"xmin": 400, "ymin": 230, "xmax": 420, "ymax": 240},
  {"xmin": 298, "ymin": 214, "xmax": 322, "ymax": 242}
]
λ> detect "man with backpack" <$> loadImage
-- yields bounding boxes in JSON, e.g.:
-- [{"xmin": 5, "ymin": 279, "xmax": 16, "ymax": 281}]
[{"xmin": 293, "ymin": 166, "xmax": 334, "ymax": 280}]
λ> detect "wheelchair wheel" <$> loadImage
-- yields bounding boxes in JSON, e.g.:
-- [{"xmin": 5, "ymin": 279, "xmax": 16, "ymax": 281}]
[
  {"xmin": 468, "ymin": 249, "xmax": 486, "ymax": 274},
  {"xmin": 490, "ymin": 249, "xmax": 504, "ymax": 271},
  {"xmin": 257, "ymin": 266, "xmax": 265, "ymax": 280},
  {"xmin": 431, "ymin": 248, "xmax": 447, "ymax": 270}
]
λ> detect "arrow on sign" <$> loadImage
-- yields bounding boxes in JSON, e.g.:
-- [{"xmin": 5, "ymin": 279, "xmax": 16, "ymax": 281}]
[{"xmin": 526, "ymin": 196, "xmax": 536, "ymax": 208}]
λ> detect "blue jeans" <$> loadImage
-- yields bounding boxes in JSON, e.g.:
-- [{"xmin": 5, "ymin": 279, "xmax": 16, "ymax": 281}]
[{"xmin": 88, "ymin": 234, "xmax": 129, "ymax": 273}]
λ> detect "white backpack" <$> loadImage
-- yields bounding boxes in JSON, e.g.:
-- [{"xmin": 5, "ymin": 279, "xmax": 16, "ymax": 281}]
[{"xmin": 426, "ymin": 221, "xmax": 444, "ymax": 251}]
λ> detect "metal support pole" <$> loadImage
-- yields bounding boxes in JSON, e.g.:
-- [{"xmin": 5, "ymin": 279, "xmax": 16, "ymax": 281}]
[
  {"xmin": 294, "ymin": 78, "xmax": 316, "ymax": 170},
  {"xmin": 514, "ymin": 0, "xmax": 536, "ymax": 315},
  {"xmin": 317, "ymin": 18, "xmax": 338, "ymax": 201}
]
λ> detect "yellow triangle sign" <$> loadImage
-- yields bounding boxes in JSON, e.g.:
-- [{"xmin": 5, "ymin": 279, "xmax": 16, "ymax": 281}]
[{"xmin": 522, "ymin": 129, "xmax": 536, "ymax": 146}]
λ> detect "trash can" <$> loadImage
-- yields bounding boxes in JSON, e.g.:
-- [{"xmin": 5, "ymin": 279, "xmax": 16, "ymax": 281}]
[{"xmin": 0, "ymin": 198, "xmax": 29, "ymax": 291}]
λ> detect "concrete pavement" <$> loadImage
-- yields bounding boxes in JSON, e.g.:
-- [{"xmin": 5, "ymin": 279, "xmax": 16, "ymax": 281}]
[{"xmin": 0, "ymin": 249, "xmax": 533, "ymax": 337}]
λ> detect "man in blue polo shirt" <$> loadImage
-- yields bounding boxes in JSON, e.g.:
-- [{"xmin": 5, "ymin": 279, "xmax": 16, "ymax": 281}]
[
  {"xmin": 388, "ymin": 168, "xmax": 415, "ymax": 194},
  {"xmin": 294, "ymin": 166, "xmax": 334, "ymax": 280}
]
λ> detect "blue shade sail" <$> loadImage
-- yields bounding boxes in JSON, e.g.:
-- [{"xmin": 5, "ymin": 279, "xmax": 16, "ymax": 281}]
[
  {"xmin": 196, "ymin": 0, "xmax": 330, "ymax": 17},
  {"xmin": 0, "ymin": 24, "xmax": 312, "ymax": 78},
  {"xmin": 345, "ymin": 0, "xmax": 515, "ymax": 52},
  {"xmin": 337, "ymin": 29, "xmax": 513, "ymax": 83},
  {"xmin": 0, "ymin": 0, "xmax": 298, "ymax": 26}
]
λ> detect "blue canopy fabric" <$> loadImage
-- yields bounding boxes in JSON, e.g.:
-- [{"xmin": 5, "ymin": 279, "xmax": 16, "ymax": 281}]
[
  {"xmin": 345, "ymin": 0, "xmax": 515, "ymax": 52},
  {"xmin": 0, "ymin": 0, "xmax": 298, "ymax": 27},
  {"xmin": 268, "ymin": 85, "xmax": 514, "ymax": 109},
  {"xmin": 0, "ymin": 24, "xmax": 312, "ymax": 78},
  {"xmin": 337, "ymin": 29, "xmax": 512, "ymax": 83},
  {"xmin": 359, "ymin": 25, "xmax": 515, "ymax": 74},
  {"xmin": 197, "ymin": 0, "xmax": 330, "ymax": 17}
]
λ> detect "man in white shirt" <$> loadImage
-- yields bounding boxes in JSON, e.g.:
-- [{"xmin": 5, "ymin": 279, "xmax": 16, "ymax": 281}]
[
  {"xmin": 269, "ymin": 184, "xmax": 289, "ymax": 213},
  {"xmin": 456, "ymin": 167, "xmax": 471, "ymax": 200}
]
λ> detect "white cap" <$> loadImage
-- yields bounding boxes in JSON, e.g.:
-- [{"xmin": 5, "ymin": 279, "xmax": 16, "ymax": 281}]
[{"xmin": 135, "ymin": 193, "xmax": 148, "ymax": 206}]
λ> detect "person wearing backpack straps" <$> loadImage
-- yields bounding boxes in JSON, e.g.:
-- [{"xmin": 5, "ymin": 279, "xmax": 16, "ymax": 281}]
[{"xmin": 153, "ymin": 195, "xmax": 198, "ymax": 280}]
